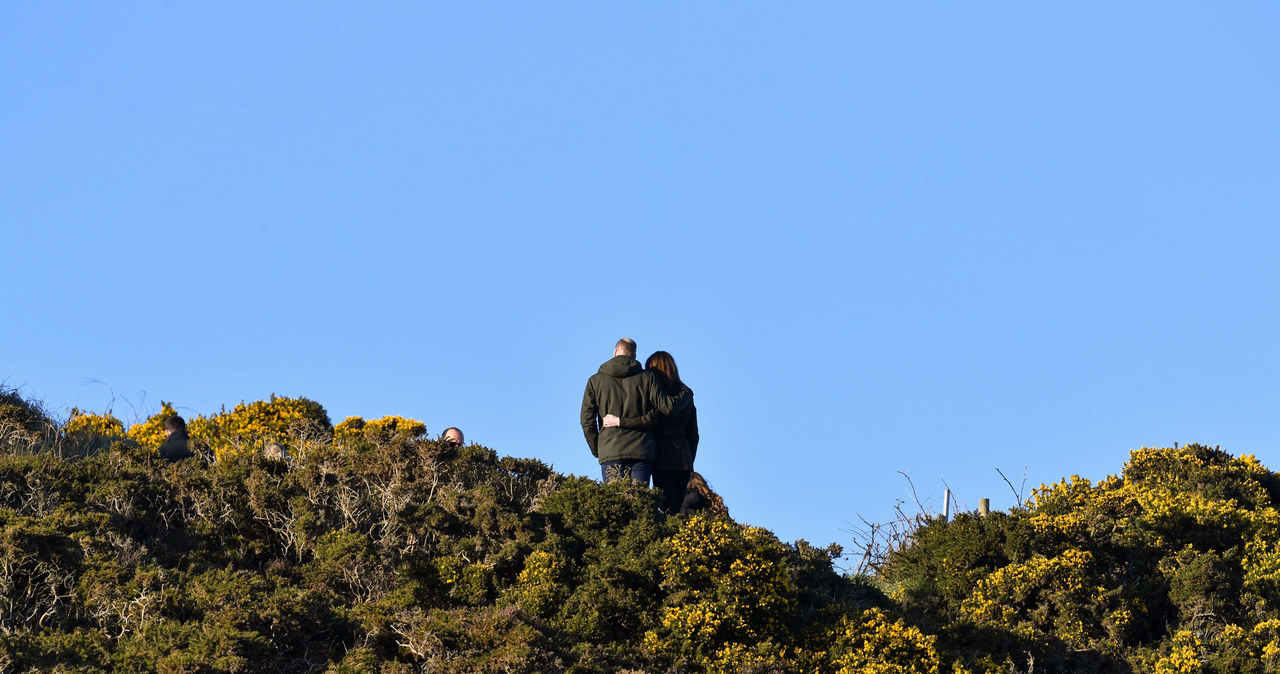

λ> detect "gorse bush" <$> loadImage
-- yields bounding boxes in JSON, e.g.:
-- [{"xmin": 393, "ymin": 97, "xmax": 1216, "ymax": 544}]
[
  {"xmin": 62, "ymin": 408, "xmax": 126, "ymax": 456},
  {"xmin": 6, "ymin": 388, "xmax": 1280, "ymax": 672},
  {"xmin": 877, "ymin": 444, "xmax": 1280, "ymax": 673},
  {"xmin": 62, "ymin": 408, "xmax": 125, "ymax": 439},
  {"xmin": 644, "ymin": 519, "xmax": 799, "ymax": 668},
  {"xmin": 190, "ymin": 395, "xmax": 332, "ymax": 459},
  {"xmin": 123, "ymin": 396, "xmax": 332, "ymax": 460},
  {"xmin": 334, "ymin": 415, "xmax": 428, "ymax": 447}
]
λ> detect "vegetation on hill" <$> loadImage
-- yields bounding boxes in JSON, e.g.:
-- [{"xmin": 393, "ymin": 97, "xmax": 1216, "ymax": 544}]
[{"xmin": 2, "ymin": 387, "xmax": 1280, "ymax": 672}]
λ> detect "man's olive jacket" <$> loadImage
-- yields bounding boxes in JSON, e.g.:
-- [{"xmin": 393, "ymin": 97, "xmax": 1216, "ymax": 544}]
[{"xmin": 581, "ymin": 355, "xmax": 692, "ymax": 464}]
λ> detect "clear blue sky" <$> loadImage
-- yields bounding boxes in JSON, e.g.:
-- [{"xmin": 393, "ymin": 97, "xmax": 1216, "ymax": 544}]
[{"xmin": 5, "ymin": 4, "xmax": 1279, "ymax": 555}]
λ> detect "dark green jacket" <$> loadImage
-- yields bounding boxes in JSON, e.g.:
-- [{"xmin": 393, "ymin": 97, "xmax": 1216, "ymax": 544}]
[
  {"xmin": 618, "ymin": 386, "xmax": 698, "ymax": 472},
  {"xmin": 581, "ymin": 356, "xmax": 692, "ymax": 464}
]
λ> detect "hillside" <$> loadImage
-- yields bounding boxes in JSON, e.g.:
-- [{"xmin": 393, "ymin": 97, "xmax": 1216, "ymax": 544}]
[{"xmin": 2, "ymin": 388, "xmax": 1280, "ymax": 672}]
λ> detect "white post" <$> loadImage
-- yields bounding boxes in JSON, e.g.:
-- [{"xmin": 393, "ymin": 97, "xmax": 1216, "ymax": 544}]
[{"xmin": 943, "ymin": 488, "xmax": 951, "ymax": 522}]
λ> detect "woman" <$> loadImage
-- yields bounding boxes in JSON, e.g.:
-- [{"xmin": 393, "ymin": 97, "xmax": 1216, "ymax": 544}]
[{"xmin": 603, "ymin": 351, "xmax": 698, "ymax": 514}]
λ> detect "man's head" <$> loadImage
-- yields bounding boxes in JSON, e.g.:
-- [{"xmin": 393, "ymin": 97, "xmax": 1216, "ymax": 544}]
[
  {"xmin": 614, "ymin": 338, "xmax": 637, "ymax": 358},
  {"xmin": 442, "ymin": 427, "xmax": 464, "ymax": 446},
  {"xmin": 163, "ymin": 415, "xmax": 186, "ymax": 437}
]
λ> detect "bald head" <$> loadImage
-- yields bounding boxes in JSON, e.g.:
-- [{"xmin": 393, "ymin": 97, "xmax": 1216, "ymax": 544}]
[
  {"xmin": 614, "ymin": 338, "xmax": 637, "ymax": 358},
  {"xmin": 442, "ymin": 427, "xmax": 464, "ymax": 446}
]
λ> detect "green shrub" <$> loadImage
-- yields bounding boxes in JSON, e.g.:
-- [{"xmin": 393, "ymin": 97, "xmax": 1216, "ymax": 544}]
[{"xmin": 15, "ymin": 386, "xmax": 1280, "ymax": 673}]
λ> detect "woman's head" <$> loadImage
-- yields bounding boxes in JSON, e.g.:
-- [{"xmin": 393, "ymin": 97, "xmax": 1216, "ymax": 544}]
[
  {"xmin": 645, "ymin": 350, "xmax": 683, "ymax": 393},
  {"xmin": 687, "ymin": 472, "xmax": 728, "ymax": 516}
]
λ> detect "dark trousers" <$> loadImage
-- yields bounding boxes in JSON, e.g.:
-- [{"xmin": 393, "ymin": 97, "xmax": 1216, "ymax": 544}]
[
  {"xmin": 653, "ymin": 470, "xmax": 691, "ymax": 515},
  {"xmin": 601, "ymin": 460, "xmax": 652, "ymax": 486}
]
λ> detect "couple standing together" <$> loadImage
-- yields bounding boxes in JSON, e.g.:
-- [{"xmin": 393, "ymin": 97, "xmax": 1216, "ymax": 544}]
[{"xmin": 580, "ymin": 338, "xmax": 699, "ymax": 514}]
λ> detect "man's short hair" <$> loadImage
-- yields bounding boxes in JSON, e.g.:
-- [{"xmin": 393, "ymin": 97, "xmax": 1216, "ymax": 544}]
[
  {"xmin": 442, "ymin": 427, "xmax": 464, "ymax": 445},
  {"xmin": 164, "ymin": 415, "xmax": 186, "ymax": 433},
  {"xmin": 615, "ymin": 338, "xmax": 637, "ymax": 358}
]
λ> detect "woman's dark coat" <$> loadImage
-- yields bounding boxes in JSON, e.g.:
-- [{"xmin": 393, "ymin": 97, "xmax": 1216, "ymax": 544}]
[{"xmin": 620, "ymin": 385, "xmax": 698, "ymax": 472}]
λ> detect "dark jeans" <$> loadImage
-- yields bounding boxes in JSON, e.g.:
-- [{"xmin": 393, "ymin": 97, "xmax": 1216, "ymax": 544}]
[
  {"xmin": 653, "ymin": 470, "xmax": 691, "ymax": 515},
  {"xmin": 601, "ymin": 460, "xmax": 652, "ymax": 486}
]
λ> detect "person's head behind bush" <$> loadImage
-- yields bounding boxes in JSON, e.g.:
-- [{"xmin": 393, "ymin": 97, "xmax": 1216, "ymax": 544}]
[{"xmin": 164, "ymin": 415, "xmax": 187, "ymax": 434}]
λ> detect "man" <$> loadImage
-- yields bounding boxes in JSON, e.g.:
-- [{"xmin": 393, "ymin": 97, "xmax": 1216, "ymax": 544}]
[
  {"xmin": 158, "ymin": 415, "xmax": 195, "ymax": 462},
  {"xmin": 442, "ymin": 427, "xmax": 464, "ymax": 446},
  {"xmin": 581, "ymin": 338, "xmax": 691, "ymax": 485}
]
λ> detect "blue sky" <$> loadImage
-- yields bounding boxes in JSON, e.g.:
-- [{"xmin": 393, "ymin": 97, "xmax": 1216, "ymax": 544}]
[{"xmin": 5, "ymin": 4, "xmax": 1279, "ymax": 556}]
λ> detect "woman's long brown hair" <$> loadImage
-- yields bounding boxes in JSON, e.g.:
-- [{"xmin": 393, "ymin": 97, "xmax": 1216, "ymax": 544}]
[
  {"xmin": 687, "ymin": 471, "xmax": 727, "ymax": 516},
  {"xmin": 645, "ymin": 350, "xmax": 684, "ymax": 395}
]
